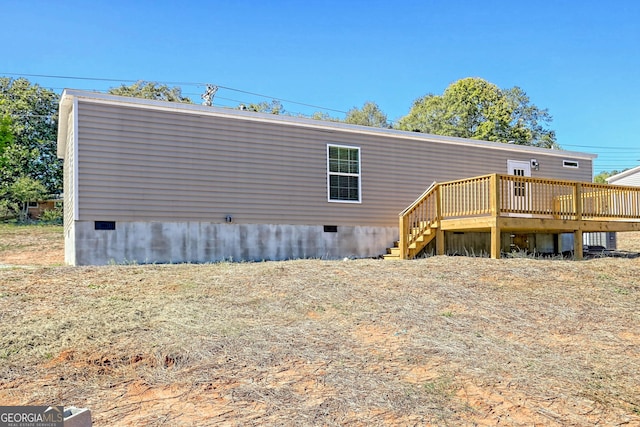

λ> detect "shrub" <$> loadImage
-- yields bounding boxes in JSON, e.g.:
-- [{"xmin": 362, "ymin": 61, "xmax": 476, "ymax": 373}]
[{"xmin": 39, "ymin": 208, "xmax": 63, "ymax": 224}]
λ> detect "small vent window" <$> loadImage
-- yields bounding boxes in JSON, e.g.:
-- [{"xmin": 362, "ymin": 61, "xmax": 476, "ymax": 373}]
[
  {"xmin": 563, "ymin": 160, "xmax": 579, "ymax": 168},
  {"xmin": 95, "ymin": 221, "xmax": 116, "ymax": 230}
]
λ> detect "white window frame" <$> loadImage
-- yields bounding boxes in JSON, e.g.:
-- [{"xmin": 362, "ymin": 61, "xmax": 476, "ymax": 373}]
[
  {"xmin": 327, "ymin": 144, "xmax": 362, "ymax": 203},
  {"xmin": 563, "ymin": 160, "xmax": 579, "ymax": 168}
]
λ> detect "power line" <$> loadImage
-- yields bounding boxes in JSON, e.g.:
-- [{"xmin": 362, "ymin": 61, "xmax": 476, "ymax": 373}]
[
  {"xmin": 562, "ymin": 144, "xmax": 638, "ymax": 151},
  {"xmin": 1, "ymin": 72, "xmax": 348, "ymax": 114}
]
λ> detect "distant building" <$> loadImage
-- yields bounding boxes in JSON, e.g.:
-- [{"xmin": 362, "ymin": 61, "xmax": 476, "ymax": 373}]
[{"xmin": 606, "ymin": 165, "xmax": 640, "ymax": 186}]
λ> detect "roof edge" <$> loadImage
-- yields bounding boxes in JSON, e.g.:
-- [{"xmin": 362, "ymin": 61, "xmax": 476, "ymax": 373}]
[
  {"xmin": 606, "ymin": 165, "xmax": 640, "ymax": 183},
  {"xmin": 56, "ymin": 91, "xmax": 76, "ymax": 158}
]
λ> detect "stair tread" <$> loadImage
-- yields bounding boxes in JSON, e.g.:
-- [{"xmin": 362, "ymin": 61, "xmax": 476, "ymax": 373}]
[{"xmin": 384, "ymin": 225, "xmax": 438, "ymax": 260}]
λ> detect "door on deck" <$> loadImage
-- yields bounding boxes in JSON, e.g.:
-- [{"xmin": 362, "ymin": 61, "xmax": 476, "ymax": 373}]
[{"xmin": 507, "ymin": 160, "xmax": 532, "ymax": 216}]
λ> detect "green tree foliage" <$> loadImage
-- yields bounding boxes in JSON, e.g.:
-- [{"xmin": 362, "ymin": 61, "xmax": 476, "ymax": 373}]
[
  {"xmin": 0, "ymin": 77, "xmax": 61, "ymax": 194},
  {"xmin": 239, "ymin": 100, "xmax": 285, "ymax": 114},
  {"xmin": 344, "ymin": 101, "xmax": 390, "ymax": 128},
  {"xmin": 396, "ymin": 77, "xmax": 558, "ymax": 148},
  {"xmin": 108, "ymin": 81, "xmax": 193, "ymax": 103},
  {"xmin": 0, "ymin": 115, "xmax": 14, "ymax": 166},
  {"xmin": 8, "ymin": 176, "xmax": 47, "ymax": 221},
  {"xmin": 593, "ymin": 169, "xmax": 628, "ymax": 183}
]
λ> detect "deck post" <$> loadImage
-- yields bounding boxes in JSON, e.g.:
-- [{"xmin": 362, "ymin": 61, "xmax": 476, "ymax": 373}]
[
  {"xmin": 572, "ymin": 182, "xmax": 584, "ymax": 259},
  {"xmin": 436, "ymin": 228, "xmax": 445, "ymax": 255},
  {"xmin": 435, "ymin": 186, "xmax": 444, "ymax": 255},
  {"xmin": 490, "ymin": 175, "xmax": 501, "ymax": 259},
  {"xmin": 490, "ymin": 224, "xmax": 501, "ymax": 259},
  {"xmin": 490, "ymin": 174, "xmax": 500, "ymax": 217},
  {"xmin": 398, "ymin": 215, "xmax": 407, "ymax": 260},
  {"xmin": 574, "ymin": 182, "xmax": 582, "ymax": 221},
  {"xmin": 573, "ymin": 230, "xmax": 583, "ymax": 260}
]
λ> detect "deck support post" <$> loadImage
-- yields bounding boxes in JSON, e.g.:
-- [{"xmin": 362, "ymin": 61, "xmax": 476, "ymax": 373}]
[
  {"xmin": 490, "ymin": 225, "xmax": 501, "ymax": 259},
  {"xmin": 436, "ymin": 228, "xmax": 445, "ymax": 255},
  {"xmin": 573, "ymin": 230, "xmax": 583, "ymax": 260},
  {"xmin": 435, "ymin": 186, "xmax": 444, "ymax": 255},
  {"xmin": 573, "ymin": 182, "xmax": 583, "ymax": 260},
  {"xmin": 398, "ymin": 215, "xmax": 407, "ymax": 260}
]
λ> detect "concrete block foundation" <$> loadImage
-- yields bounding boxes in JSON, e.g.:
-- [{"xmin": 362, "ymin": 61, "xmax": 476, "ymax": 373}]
[{"xmin": 67, "ymin": 221, "xmax": 398, "ymax": 266}]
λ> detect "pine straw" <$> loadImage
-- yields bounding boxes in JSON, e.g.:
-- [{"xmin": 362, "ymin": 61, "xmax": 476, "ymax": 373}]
[{"xmin": 0, "ymin": 228, "xmax": 639, "ymax": 426}]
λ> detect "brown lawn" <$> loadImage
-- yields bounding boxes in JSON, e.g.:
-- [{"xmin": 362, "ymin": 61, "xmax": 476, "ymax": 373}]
[{"xmin": 1, "ymin": 225, "xmax": 639, "ymax": 426}]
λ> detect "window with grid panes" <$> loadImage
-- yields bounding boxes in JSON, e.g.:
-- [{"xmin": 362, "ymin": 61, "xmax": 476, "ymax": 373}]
[{"xmin": 327, "ymin": 145, "xmax": 361, "ymax": 202}]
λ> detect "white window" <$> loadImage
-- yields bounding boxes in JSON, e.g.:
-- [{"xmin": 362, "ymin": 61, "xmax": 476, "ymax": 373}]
[
  {"xmin": 327, "ymin": 144, "xmax": 361, "ymax": 203},
  {"xmin": 563, "ymin": 160, "xmax": 579, "ymax": 168}
]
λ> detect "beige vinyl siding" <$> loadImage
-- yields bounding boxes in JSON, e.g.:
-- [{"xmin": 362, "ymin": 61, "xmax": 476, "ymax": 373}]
[
  {"xmin": 74, "ymin": 99, "xmax": 593, "ymax": 227},
  {"xmin": 63, "ymin": 108, "xmax": 75, "ymax": 235}
]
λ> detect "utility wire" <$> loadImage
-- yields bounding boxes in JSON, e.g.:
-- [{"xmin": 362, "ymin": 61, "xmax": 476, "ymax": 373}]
[
  {"xmin": 562, "ymin": 144, "xmax": 638, "ymax": 151},
  {"xmin": 1, "ymin": 72, "xmax": 348, "ymax": 114}
]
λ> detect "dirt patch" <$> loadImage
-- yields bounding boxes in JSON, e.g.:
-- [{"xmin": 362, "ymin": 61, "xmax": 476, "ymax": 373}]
[{"xmin": 1, "ymin": 226, "xmax": 640, "ymax": 425}]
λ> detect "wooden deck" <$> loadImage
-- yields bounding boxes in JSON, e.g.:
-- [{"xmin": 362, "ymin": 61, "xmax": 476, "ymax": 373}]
[{"xmin": 385, "ymin": 174, "xmax": 640, "ymax": 260}]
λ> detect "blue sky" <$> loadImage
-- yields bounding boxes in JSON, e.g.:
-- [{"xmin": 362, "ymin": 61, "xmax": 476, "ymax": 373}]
[{"xmin": 3, "ymin": 0, "xmax": 638, "ymax": 174}]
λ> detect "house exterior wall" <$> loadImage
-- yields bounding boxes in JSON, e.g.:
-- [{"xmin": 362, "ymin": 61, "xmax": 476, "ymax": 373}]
[
  {"xmin": 26, "ymin": 200, "xmax": 58, "ymax": 219},
  {"xmin": 58, "ymin": 91, "xmax": 596, "ymax": 265}
]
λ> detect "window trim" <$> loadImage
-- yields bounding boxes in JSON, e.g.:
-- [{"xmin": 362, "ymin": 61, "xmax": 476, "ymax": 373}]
[
  {"xmin": 563, "ymin": 160, "xmax": 579, "ymax": 168},
  {"xmin": 326, "ymin": 144, "xmax": 362, "ymax": 203}
]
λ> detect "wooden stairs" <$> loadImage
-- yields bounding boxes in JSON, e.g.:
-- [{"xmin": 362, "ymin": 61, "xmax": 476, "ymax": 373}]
[{"xmin": 383, "ymin": 221, "xmax": 438, "ymax": 260}]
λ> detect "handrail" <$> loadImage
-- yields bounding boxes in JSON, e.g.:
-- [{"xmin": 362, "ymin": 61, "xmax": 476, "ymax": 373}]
[
  {"xmin": 398, "ymin": 182, "xmax": 439, "ymax": 259},
  {"xmin": 399, "ymin": 182, "xmax": 437, "ymax": 216},
  {"xmin": 396, "ymin": 174, "xmax": 640, "ymax": 259}
]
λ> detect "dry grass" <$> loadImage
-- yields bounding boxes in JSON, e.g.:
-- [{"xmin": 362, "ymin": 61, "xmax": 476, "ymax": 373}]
[
  {"xmin": 1, "ymin": 225, "xmax": 639, "ymax": 426},
  {"xmin": 0, "ymin": 223, "xmax": 64, "ymax": 266}
]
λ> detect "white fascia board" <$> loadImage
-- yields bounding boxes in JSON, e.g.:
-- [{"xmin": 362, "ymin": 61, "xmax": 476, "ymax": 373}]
[
  {"xmin": 62, "ymin": 89, "xmax": 597, "ymax": 161},
  {"xmin": 57, "ymin": 90, "xmax": 76, "ymax": 158}
]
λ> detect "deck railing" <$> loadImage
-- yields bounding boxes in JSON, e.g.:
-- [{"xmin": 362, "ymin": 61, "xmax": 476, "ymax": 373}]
[
  {"xmin": 440, "ymin": 175, "xmax": 493, "ymax": 217},
  {"xmin": 580, "ymin": 183, "xmax": 640, "ymax": 219},
  {"xmin": 397, "ymin": 174, "xmax": 640, "ymax": 259},
  {"xmin": 398, "ymin": 182, "xmax": 438, "ymax": 259}
]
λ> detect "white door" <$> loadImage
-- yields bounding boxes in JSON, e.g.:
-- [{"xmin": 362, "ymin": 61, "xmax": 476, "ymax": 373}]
[{"xmin": 507, "ymin": 160, "xmax": 532, "ymax": 216}]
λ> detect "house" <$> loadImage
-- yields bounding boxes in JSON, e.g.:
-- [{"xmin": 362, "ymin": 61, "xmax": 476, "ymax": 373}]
[
  {"xmin": 585, "ymin": 165, "xmax": 640, "ymax": 251},
  {"xmin": 27, "ymin": 198, "xmax": 62, "ymax": 220},
  {"xmin": 606, "ymin": 165, "xmax": 640, "ymax": 186},
  {"xmin": 57, "ymin": 89, "xmax": 606, "ymax": 265}
]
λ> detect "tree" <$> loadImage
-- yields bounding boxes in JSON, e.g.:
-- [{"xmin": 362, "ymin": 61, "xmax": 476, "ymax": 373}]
[
  {"xmin": 503, "ymin": 86, "xmax": 556, "ymax": 148},
  {"xmin": 0, "ymin": 115, "xmax": 13, "ymax": 166},
  {"xmin": 0, "ymin": 77, "xmax": 61, "ymax": 194},
  {"xmin": 108, "ymin": 81, "xmax": 193, "ymax": 103},
  {"xmin": 7, "ymin": 176, "xmax": 47, "ymax": 221},
  {"xmin": 344, "ymin": 102, "xmax": 390, "ymax": 128},
  {"xmin": 238, "ymin": 100, "xmax": 284, "ymax": 114},
  {"xmin": 310, "ymin": 111, "xmax": 341, "ymax": 122},
  {"xmin": 0, "ymin": 112, "xmax": 42, "ymax": 198},
  {"xmin": 593, "ymin": 169, "xmax": 627, "ymax": 183},
  {"xmin": 396, "ymin": 77, "xmax": 558, "ymax": 148}
]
